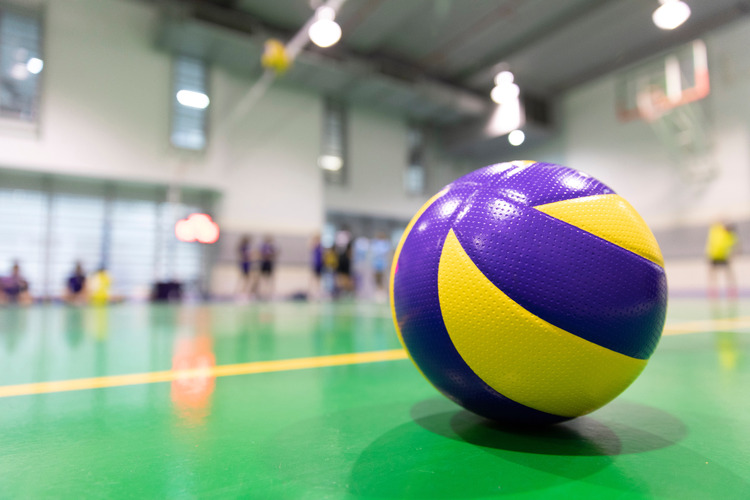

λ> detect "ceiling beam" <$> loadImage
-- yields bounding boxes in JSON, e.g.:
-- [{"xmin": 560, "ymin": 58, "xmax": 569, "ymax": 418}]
[
  {"xmin": 338, "ymin": 0, "xmax": 386, "ymax": 35},
  {"xmin": 419, "ymin": 0, "xmax": 525, "ymax": 68},
  {"xmin": 455, "ymin": 0, "xmax": 621, "ymax": 88}
]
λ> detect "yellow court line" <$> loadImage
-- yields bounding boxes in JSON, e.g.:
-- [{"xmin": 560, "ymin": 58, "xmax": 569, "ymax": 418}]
[
  {"xmin": 0, "ymin": 315, "xmax": 748, "ymax": 399},
  {"xmin": 662, "ymin": 316, "xmax": 750, "ymax": 336},
  {"xmin": 0, "ymin": 349, "xmax": 408, "ymax": 399}
]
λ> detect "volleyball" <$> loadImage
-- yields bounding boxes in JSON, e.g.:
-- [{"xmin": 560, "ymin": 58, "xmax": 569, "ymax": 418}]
[{"xmin": 390, "ymin": 161, "xmax": 668, "ymax": 425}]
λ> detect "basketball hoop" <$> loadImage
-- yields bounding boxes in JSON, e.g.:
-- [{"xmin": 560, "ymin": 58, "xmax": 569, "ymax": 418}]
[{"xmin": 615, "ymin": 40, "xmax": 710, "ymax": 123}]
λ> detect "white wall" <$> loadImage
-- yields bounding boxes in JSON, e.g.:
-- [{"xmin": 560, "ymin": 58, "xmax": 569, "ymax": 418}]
[
  {"xmin": 0, "ymin": 0, "xmax": 174, "ymax": 179},
  {"xmin": 324, "ymin": 107, "xmax": 422, "ymax": 219},
  {"xmin": 209, "ymin": 74, "xmax": 323, "ymax": 235}
]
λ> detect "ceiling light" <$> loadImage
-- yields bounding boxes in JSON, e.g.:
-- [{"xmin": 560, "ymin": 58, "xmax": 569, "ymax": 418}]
[
  {"xmin": 508, "ymin": 129, "xmax": 525, "ymax": 146},
  {"xmin": 318, "ymin": 154, "xmax": 343, "ymax": 171},
  {"xmin": 309, "ymin": 6, "xmax": 342, "ymax": 48},
  {"xmin": 653, "ymin": 0, "xmax": 691, "ymax": 30},
  {"xmin": 176, "ymin": 90, "xmax": 210, "ymax": 109},
  {"xmin": 485, "ymin": 98, "xmax": 522, "ymax": 135},
  {"xmin": 490, "ymin": 83, "xmax": 520, "ymax": 104},
  {"xmin": 494, "ymin": 70, "xmax": 514, "ymax": 86},
  {"xmin": 309, "ymin": 20, "xmax": 341, "ymax": 47},
  {"xmin": 26, "ymin": 57, "xmax": 43, "ymax": 74}
]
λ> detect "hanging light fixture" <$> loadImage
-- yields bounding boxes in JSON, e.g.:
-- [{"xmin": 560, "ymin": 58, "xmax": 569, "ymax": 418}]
[
  {"xmin": 653, "ymin": 0, "xmax": 691, "ymax": 30},
  {"xmin": 490, "ymin": 70, "xmax": 520, "ymax": 104},
  {"xmin": 309, "ymin": 6, "xmax": 342, "ymax": 48},
  {"xmin": 486, "ymin": 68, "xmax": 523, "ymax": 135},
  {"xmin": 494, "ymin": 70, "xmax": 514, "ymax": 87},
  {"xmin": 490, "ymin": 83, "xmax": 520, "ymax": 104}
]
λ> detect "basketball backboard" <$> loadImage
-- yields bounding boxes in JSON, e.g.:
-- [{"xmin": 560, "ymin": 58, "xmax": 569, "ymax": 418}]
[{"xmin": 615, "ymin": 40, "xmax": 710, "ymax": 122}]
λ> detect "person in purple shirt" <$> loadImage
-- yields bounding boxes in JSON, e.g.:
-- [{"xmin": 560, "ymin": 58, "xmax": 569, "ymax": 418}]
[
  {"xmin": 64, "ymin": 261, "xmax": 88, "ymax": 305},
  {"xmin": 0, "ymin": 262, "xmax": 32, "ymax": 306}
]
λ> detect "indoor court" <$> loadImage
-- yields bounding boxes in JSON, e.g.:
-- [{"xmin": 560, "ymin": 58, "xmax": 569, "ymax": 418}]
[
  {"xmin": 1, "ymin": 0, "xmax": 750, "ymax": 498},
  {"xmin": 0, "ymin": 300, "xmax": 748, "ymax": 498}
]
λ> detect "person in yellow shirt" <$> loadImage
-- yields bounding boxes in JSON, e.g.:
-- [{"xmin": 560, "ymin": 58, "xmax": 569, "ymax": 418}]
[
  {"xmin": 89, "ymin": 267, "xmax": 112, "ymax": 306},
  {"xmin": 706, "ymin": 221, "xmax": 738, "ymax": 299}
]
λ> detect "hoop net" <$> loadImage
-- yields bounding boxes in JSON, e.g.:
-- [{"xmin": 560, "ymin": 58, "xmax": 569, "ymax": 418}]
[{"xmin": 636, "ymin": 85, "xmax": 671, "ymax": 123}]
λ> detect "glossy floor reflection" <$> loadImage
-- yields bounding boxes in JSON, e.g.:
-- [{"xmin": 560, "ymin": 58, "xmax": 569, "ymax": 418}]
[{"xmin": 0, "ymin": 298, "xmax": 748, "ymax": 498}]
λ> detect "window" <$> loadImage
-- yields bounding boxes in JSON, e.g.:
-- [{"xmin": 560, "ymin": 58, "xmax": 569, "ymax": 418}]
[
  {"xmin": 0, "ymin": 175, "xmax": 47, "ymax": 294},
  {"xmin": 0, "ymin": 7, "xmax": 43, "ymax": 122},
  {"xmin": 48, "ymin": 183, "xmax": 107, "ymax": 296},
  {"xmin": 405, "ymin": 126, "xmax": 426, "ymax": 195},
  {"xmin": 0, "ymin": 170, "xmax": 216, "ymax": 299},
  {"xmin": 171, "ymin": 56, "xmax": 209, "ymax": 151},
  {"xmin": 320, "ymin": 98, "xmax": 347, "ymax": 185},
  {"xmin": 110, "ymin": 195, "xmax": 160, "ymax": 297}
]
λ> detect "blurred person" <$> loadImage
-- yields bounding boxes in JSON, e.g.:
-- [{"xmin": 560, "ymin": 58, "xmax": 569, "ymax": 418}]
[
  {"xmin": 255, "ymin": 235, "xmax": 278, "ymax": 300},
  {"xmin": 353, "ymin": 237, "xmax": 370, "ymax": 296},
  {"xmin": 0, "ymin": 262, "xmax": 32, "ymax": 306},
  {"xmin": 64, "ymin": 261, "xmax": 88, "ymax": 305},
  {"xmin": 323, "ymin": 245, "xmax": 338, "ymax": 298},
  {"xmin": 309, "ymin": 233, "xmax": 323, "ymax": 300},
  {"xmin": 335, "ymin": 225, "xmax": 352, "ymax": 250},
  {"xmin": 370, "ymin": 232, "xmax": 392, "ymax": 301},
  {"xmin": 336, "ymin": 241, "xmax": 355, "ymax": 298},
  {"xmin": 706, "ymin": 220, "xmax": 739, "ymax": 299},
  {"xmin": 236, "ymin": 235, "xmax": 254, "ymax": 297},
  {"xmin": 89, "ymin": 266, "xmax": 112, "ymax": 306}
]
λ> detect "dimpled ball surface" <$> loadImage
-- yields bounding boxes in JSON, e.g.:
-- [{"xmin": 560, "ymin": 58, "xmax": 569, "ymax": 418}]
[{"xmin": 389, "ymin": 161, "xmax": 668, "ymax": 425}]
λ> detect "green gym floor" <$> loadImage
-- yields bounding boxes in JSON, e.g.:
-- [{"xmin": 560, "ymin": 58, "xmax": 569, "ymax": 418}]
[{"xmin": 0, "ymin": 298, "xmax": 748, "ymax": 499}]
